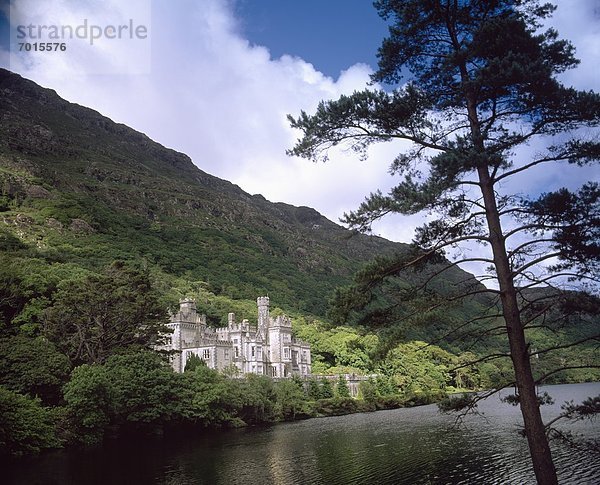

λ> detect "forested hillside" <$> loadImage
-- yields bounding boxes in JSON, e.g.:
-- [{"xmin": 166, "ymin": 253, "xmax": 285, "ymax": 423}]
[{"xmin": 0, "ymin": 68, "xmax": 413, "ymax": 316}]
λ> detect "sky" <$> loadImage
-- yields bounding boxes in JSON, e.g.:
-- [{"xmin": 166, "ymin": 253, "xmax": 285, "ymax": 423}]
[{"xmin": 0, "ymin": 0, "xmax": 598, "ymax": 255}]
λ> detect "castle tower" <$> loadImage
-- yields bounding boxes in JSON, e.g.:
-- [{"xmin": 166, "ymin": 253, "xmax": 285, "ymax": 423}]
[
  {"xmin": 179, "ymin": 298, "xmax": 196, "ymax": 312},
  {"xmin": 257, "ymin": 296, "xmax": 270, "ymax": 340}
]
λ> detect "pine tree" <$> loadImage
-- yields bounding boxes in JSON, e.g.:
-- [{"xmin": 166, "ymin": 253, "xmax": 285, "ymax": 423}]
[
  {"xmin": 336, "ymin": 374, "xmax": 351, "ymax": 398},
  {"xmin": 184, "ymin": 354, "xmax": 206, "ymax": 372},
  {"xmin": 307, "ymin": 378, "xmax": 322, "ymax": 400},
  {"xmin": 319, "ymin": 377, "xmax": 334, "ymax": 399},
  {"xmin": 288, "ymin": 2, "xmax": 599, "ymax": 483},
  {"xmin": 42, "ymin": 262, "xmax": 170, "ymax": 366}
]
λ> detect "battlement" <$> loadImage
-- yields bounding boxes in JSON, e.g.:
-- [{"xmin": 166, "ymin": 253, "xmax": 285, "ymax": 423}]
[
  {"xmin": 257, "ymin": 296, "xmax": 270, "ymax": 308},
  {"xmin": 168, "ymin": 322, "xmax": 202, "ymax": 331},
  {"xmin": 170, "ymin": 298, "xmax": 206, "ymax": 326},
  {"xmin": 272, "ymin": 315, "xmax": 292, "ymax": 327},
  {"xmin": 179, "ymin": 298, "xmax": 196, "ymax": 311},
  {"xmin": 227, "ymin": 320, "xmax": 254, "ymax": 332}
]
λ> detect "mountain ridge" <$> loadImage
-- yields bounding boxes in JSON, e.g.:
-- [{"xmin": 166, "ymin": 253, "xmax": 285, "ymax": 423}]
[
  {"xmin": 1, "ymin": 68, "xmax": 426, "ymax": 315},
  {"xmin": 0, "ymin": 68, "xmax": 381, "ymax": 236}
]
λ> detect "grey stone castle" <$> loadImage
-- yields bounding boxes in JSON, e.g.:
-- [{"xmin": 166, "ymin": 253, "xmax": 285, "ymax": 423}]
[{"xmin": 162, "ymin": 296, "xmax": 311, "ymax": 377}]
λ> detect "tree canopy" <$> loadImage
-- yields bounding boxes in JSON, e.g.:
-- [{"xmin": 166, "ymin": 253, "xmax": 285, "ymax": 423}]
[{"xmin": 42, "ymin": 262, "xmax": 170, "ymax": 366}]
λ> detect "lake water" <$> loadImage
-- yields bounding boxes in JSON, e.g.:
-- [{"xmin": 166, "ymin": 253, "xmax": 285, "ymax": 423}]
[{"xmin": 5, "ymin": 382, "xmax": 600, "ymax": 484}]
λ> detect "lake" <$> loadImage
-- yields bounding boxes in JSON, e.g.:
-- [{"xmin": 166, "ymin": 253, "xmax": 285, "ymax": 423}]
[{"xmin": 5, "ymin": 382, "xmax": 599, "ymax": 484}]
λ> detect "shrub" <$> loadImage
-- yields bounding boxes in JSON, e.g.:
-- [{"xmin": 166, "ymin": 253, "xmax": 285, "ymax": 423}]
[{"xmin": 0, "ymin": 386, "xmax": 60, "ymax": 456}]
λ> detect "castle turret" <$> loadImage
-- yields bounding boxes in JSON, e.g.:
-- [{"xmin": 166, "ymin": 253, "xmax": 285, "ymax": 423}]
[
  {"xmin": 180, "ymin": 298, "xmax": 196, "ymax": 313},
  {"xmin": 257, "ymin": 296, "xmax": 270, "ymax": 340}
]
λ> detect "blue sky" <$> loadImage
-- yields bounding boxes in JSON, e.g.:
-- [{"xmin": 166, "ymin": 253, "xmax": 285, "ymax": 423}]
[
  {"xmin": 0, "ymin": 0, "xmax": 8, "ymax": 51},
  {"xmin": 234, "ymin": 0, "xmax": 387, "ymax": 79},
  {"xmin": 0, "ymin": 0, "xmax": 598, "ymax": 256}
]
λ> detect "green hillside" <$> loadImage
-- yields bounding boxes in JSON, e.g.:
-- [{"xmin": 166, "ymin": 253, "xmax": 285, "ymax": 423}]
[
  {"xmin": 0, "ymin": 68, "xmax": 597, "ymax": 384},
  {"xmin": 0, "ymin": 68, "xmax": 417, "ymax": 317}
]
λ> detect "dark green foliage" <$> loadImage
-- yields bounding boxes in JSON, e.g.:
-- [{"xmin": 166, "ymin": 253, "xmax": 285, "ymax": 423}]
[
  {"xmin": 313, "ymin": 397, "xmax": 359, "ymax": 416},
  {"xmin": 358, "ymin": 378, "xmax": 378, "ymax": 403},
  {"xmin": 236, "ymin": 374, "xmax": 278, "ymax": 424},
  {"xmin": 63, "ymin": 363, "xmax": 112, "ymax": 445},
  {"xmin": 11, "ymin": 343, "xmax": 453, "ymax": 454},
  {"xmin": 275, "ymin": 378, "xmax": 308, "ymax": 420},
  {"xmin": 523, "ymin": 183, "xmax": 600, "ymax": 274},
  {"xmin": 437, "ymin": 393, "xmax": 477, "ymax": 414},
  {"xmin": 501, "ymin": 391, "xmax": 555, "ymax": 407},
  {"xmin": 63, "ymin": 351, "xmax": 235, "ymax": 444},
  {"xmin": 181, "ymin": 364, "xmax": 246, "ymax": 427},
  {"xmin": 42, "ymin": 262, "xmax": 170, "ymax": 365},
  {"xmin": 375, "ymin": 374, "xmax": 397, "ymax": 396},
  {"xmin": 0, "ymin": 386, "xmax": 60, "ymax": 456},
  {"xmin": 311, "ymin": 394, "xmax": 407, "ymax": 416},
  {"xmin": 319, "ymin": 377, "xmax": 334, "ymax": 399},
  {"xmin": 0, "ymin": 228, "xmax": 25, "ymax": 250},
  {"xmin": 0, "ymin": 196, "xmax": 11, "ymax": 212},
  {"xmin": 0, "ymin": 335, "xmax": 70, "ymax": 405},
  {"xmin": 335, "ymin": 375, "xmax": 351, "ymax": 398},
  {"xmin": 0, "ymin": 253, "xmax": 91, "ymax": 337},
  {"xmin": 307, "ymin": 378, "xmax": 322, "ymax": 400},
  {"xmin": 184, "ymin": 353, "xmax": 206, "ymax": 372},
  {"xmin": 103, "ymin": 352, "xmax": 184, "ymax": 427},
  {"xmin": 561, "ymin": 395, "xmax": 600, "ymax": 420}
]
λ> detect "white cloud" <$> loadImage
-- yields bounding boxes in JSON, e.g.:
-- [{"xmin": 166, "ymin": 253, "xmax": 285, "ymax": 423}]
[
  {"xmin": 9, "ymin": 0, "xmax": 151, "ymax": 74},
  {"xmin": 3, "ymin": 0, "xmax": 399, "ymax": 230},
  {"xmin": 1, "ymin": 0, "xmax": 598, "ymax": 258},
  {"xmin": 548, "ymin": 0, "xmax": 600, "ymax": 90}
]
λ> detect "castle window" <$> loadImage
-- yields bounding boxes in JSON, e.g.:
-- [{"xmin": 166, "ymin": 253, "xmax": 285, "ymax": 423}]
[
  {"xmin": 251, "ymin": 346, "xmax": 255, "ymax": 358},
  {"xmin": 235, "ymin": 346, "xmax": 239, "ymax": 358},
  {"xmin": 302, "ymin": 351, "xmax": 307, "ymax": 362},
  {"xmin": 257, "ymin": 347, "xmax": 262, "ymax": 359},
  {"xmin": 203, "ymin": 349, "xmax": 210, "ymax": 360},
  {"xmin": 284, "ymin": 347, "xmax": 290, "ymax": 359},
  {"xmin": 224, "ymin": 349, "xmax": 229, "ymax": 359},
  {"xmin": 272, "ymin": 367, "xmax": 277, "ymax": 377}
]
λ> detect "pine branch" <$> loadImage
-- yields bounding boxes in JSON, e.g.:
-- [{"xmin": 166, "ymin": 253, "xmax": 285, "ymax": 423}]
[
  {"xmin": 535, "ymin": 366, "xmax": 600, "ymax": 386},
  {"xmin": 530, "ymin": 335, "xmax": 600, "ymax": 359}
]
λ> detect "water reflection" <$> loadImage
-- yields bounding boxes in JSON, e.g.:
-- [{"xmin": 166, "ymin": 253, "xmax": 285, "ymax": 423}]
[{"xmin": 5, "ymin": 382, "xmax": 599, "ymax": 484}]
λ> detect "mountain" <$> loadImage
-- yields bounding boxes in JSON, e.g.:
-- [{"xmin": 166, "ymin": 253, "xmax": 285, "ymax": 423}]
[{"xmin": 0, "ymin": 68, "xmax": 422, "ymax": 316}]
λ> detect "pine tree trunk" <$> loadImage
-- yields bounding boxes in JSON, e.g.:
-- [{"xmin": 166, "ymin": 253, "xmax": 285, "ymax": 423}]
[{"xmin": 477, "ymin": 166, "xmax": 558, "ymax": 485}]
